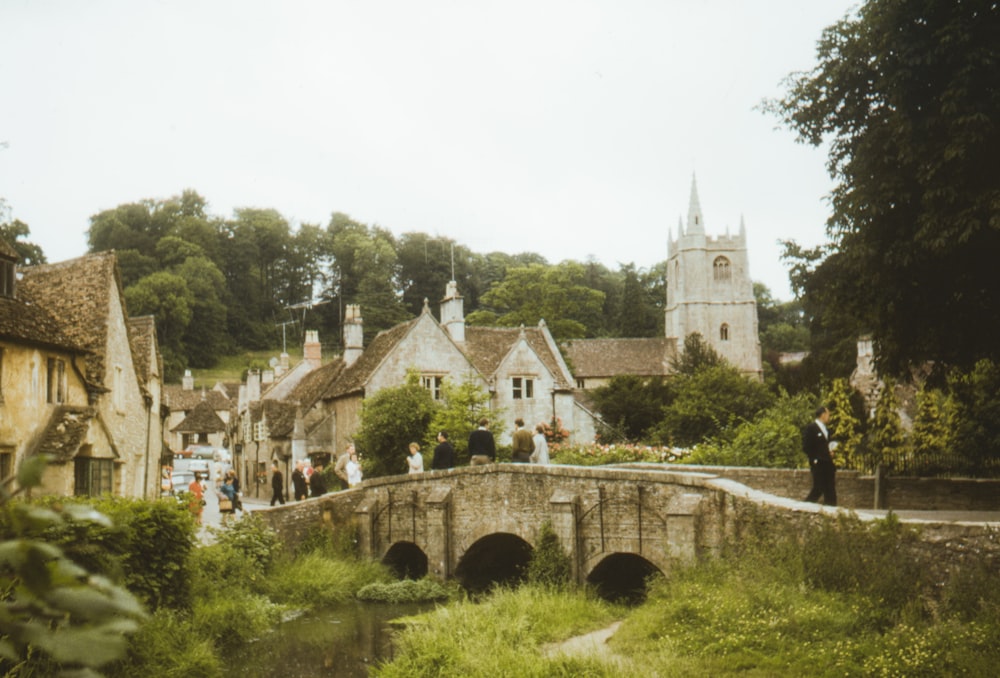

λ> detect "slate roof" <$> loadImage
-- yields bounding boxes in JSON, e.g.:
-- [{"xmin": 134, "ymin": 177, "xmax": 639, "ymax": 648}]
[
  {"xmin": 18, "ymin": 252, "xmax": 121, "ymax": 388},
  {"xmin": 321, "ymin": 319, "xmax": 418, "ymax": 400},
  {"xmin": 127, "ymin": 315, "xmax": 158, "ymax": 388},
  {"xmin": 171, "ymin": 399, "xmax": 227, "ymax": 434},
  {"xmin": 163, "ymin": 385, "xmax": 233, "ymax": 413},
  {"xmin": 464, "ymin": 325, "xmax": 573, "ymax": 389},
  {"xmin": 288, "ymin": 358, "xmax": 345, "ymax": 411},
  {"xmin": 561, "ymin": 337, "xmax": 677, "ymax": 379},
  {"xmin": 30, "ymin": 406, "xmax": 102, "ymax": 461},
  {"xmin": 0, "ymin": 294, "xmax": 87, "ymax": 353},
  {"xmin": 249, "ymin": 399, "xmax": 297, "ymax": 438}
]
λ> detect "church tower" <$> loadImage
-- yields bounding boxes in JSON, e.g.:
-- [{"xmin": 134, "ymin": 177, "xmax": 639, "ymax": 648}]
[{"xmin": 664, "ymin": 176, "xmax": 762, "ymax": 378}]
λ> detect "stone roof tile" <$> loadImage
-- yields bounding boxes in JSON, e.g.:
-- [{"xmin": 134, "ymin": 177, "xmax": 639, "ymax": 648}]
[{"xmin": 561, "ymin": 337, "xmax": 677, "ymax": 378}]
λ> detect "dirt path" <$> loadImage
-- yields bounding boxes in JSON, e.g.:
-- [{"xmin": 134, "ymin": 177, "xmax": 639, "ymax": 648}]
[{"xmin": 542, "ymin": 620, "xmax": 623, "ymax": 660}]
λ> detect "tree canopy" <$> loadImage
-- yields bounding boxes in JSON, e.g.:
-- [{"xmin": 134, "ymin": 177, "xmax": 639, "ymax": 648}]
[{"xmin": 768, "ymin": 0, "xmax": 1000, "ymax": 375}]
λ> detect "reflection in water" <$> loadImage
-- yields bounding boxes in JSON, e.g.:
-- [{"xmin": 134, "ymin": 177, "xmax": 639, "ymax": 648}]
[{"xmin": 226, "ymin": 601, "xmax": 433, "ymax": 678}]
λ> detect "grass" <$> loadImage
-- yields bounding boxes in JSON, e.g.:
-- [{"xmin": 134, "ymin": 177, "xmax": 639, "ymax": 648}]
[{"xmin": 188, "ymin": 346, "xmax": 303, "ymax": 387}]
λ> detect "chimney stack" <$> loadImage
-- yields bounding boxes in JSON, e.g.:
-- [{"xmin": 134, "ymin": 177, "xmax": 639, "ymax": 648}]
[
  {"xmin": 343, "ymin": 305, "xmax": 364, "ymax": 366},
  {"xmin": 304, "ymin": 330, "xmax": 322, "ymax": 368}
]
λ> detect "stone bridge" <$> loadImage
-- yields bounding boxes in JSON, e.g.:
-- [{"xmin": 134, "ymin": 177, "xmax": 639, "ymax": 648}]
[{"xmin": 256, "ymin": 463, "xmax": 1000, "ymax": 597}]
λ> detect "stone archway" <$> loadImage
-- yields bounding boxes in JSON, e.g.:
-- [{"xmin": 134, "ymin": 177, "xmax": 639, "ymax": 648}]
[
  {"xmin": 454, "ymin": 532, "xmax": 533, "ymax": 593},
  {"xmin": 382, "ymin": 541, "xmax": 429, "ymax": 580},
  {"xmin": 586, "ymin": 552, "xmax": 663, "ymax": 604}
]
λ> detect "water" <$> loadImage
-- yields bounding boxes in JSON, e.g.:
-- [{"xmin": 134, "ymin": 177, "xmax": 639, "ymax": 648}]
[{"xmin": 226, "ymin": 601, "xmax": 432, "ymax": 678}]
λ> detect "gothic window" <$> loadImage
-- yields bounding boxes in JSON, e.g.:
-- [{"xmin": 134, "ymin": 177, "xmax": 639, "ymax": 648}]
[
  {"xmin": 512, "ymin": 377, "xmax": 534, "ymax": 400},
  {"xmin": 720, "ymin": 323, "xmax": 730, "ymax": 341},
  {"xmin": 713, "ymin": 256, "xmax": 732, "ymax": 281},
  {"xmin": 421, "ymin": 374, "xmax": 444, "ymax": 400}
]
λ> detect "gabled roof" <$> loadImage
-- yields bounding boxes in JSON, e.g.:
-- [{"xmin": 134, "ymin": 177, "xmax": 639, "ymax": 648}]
[
  {"xmin": 0, "ymin": 295, "xmax": 88, "ymax": 353},
  {"xmin": 288, "ymin": 358, "xmax": 345, "ymax": 411},
  {"xmin": 248, "ymin": 399, "xmax": 297, "ymax": 438},
  {"xmin": 163, "ymin": 385, "xmax": 233, "ymax": 413},
  {"xmin": 171, "ymin": 399, "xmax": 227, "ymax": 434},
  {"xmin": 18, "ymin": 251, "xmax": 121, "ymax": 388},
  {"xmin": 127, "ymin": 315, "xmax": 159, "ymax": 388},
  {"xmin": 465, "ymin": 326, "xmax": 573, "ymax": 389},
  {"xmin": 321, "ymin": 319, "xmax": 419, "ymax": 400},
  {"xmin": 30, "ymin": 406, "xmax": 101, "ymax": 462},
  {"xmin": 561, "ymin": 337, "xmax": 677, "ymax": 379}
]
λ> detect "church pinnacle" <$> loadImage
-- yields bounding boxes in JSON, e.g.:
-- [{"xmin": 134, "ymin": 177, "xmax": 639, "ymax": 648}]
[{"xmin": 686, "ymin": 174, "xmax": 705, "ymax": 235}]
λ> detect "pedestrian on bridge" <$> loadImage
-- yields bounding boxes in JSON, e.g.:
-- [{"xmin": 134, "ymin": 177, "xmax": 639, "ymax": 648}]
[
  {"xmin": 407, "ymin": 442, "xmax": 424, "ymax": 474},
  {"xmin": 511, "ymin": 418, "xmax": 535, "ymax": 463},
  {"xmin": 270, "ymin": 461, "xmax": 286, "ymax": 506},
  {"xmin": 468, "ymin": 418, "xmax": 495, "ymax": 466},
  {"xmin": 802, "ymin": 405, "xmax": 837, "ymax": 506},
  {"xmin": 530, "ymin": 423, "xmax": 550, "ymax": 465},
  {"xmin": 432, "ymin": 431, "xmax": 456, "ymax": 470}
]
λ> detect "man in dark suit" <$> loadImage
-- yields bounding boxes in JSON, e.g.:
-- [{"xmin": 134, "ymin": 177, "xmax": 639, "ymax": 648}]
[
  {"xmin": 432, "ymin": 431, "xmax": 456, "ymax": 470},
  {"xmin": 803, "ymin": 405, "xmax": 837, "ymax": 505},
  {"xmin": 467, "ymin": 418, "xmax": 496, "ymax": 466}
]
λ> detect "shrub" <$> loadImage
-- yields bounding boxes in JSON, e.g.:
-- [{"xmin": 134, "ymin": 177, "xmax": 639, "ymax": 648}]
[
  {"xmin": 357, "ymin": 578, "xmax": 451, "ymax": 603},
  {"xmin": 355, "ymin": 374, "xmax": 440, "ymax": 478},
  {"xmin": 526, "ymin": 521, "xmax": 571, "ymax": 588},
  {"xmin": 263, "ymin": 551, "xmax": 391, "ymax": 607},
  {"xmin": 109, "ymin": 609, "xmax": 222, "ymax": 678},
  {"xmin": 211, "ymin": 513, "xmax": 282, "ymax": 575}
]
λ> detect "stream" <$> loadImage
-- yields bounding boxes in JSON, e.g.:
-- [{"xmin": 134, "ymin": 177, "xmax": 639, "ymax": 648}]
[{"xmin": 225, "ymin": 601, "xmax": 434, "ymax": 678}]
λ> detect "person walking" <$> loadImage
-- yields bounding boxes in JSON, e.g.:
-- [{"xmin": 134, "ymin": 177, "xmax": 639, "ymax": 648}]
[
  {"xmin": 407, "ymin": 442, "xmax": 424, "ymax": 474},
  {"xmin": 468, "ymin": 418, "xmax": 495, "ymax": 466},
  {"xmin": 511, "ymin": 417, "xmax": 535, "ymax": 463},
  {"xmin": 310, "ymin": 462, "xmax": 328, "ymax": 497},
  {"xmin": 346, "ymin": 448, "xmax": 363, "ymax": 488},
  {"xmin": 270, "ymin": 461, "xmax": 286, "ymax": 506},
  {"xmin": 803, "ymin": 405, "xmax": 837, "ymax": 506},
  {"xmin": 218, "ymin": 475, "xmax": 237, "ymax": 526},
  {"xmin": 292, "ymin": 460, "xmax": 308, "ymax": 501},
  {"xmin": 431, "ymin": 431, "xmax": 456, "ymax": 470},
  {"xmin": 188, "ymin": 475, "xmax": 205, "ymax": 524},
  {"xmin": 334, "ymin": 444, "xmax": 353, "ymax": 490},
  {"xmin": 530, "ymin": 423, "xmax": 550, "ymax": 465}
]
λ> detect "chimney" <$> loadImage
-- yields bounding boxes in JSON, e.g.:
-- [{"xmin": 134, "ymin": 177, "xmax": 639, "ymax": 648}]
[
  {"xmin": 440, "ymin": 280, "xmax": 465, "ymax": 343},
  {"xmin": 182, "ymin": 369, "xmax": 194, "ymax": 390},
  {"xmin": 343, "ymin": 304, "xmax": 364, "ymax": 367},
  {"xmin": 304, "ymin": 330, "xmax": 322, "ymax": 368},
  {"xmin": 246, "ymin": 370, "xmax": 261, "ymax": 403}
]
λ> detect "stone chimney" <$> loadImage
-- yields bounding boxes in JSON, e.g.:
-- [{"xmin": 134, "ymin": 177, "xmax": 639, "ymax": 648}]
[
  {"xmin": 440, "ymin": 280, "xmax": 465, "ymax": 343},
  {"xmin": 343, "ymin": 304, "xmax": 364, "ymax": 367},
  {"xmin": 304, "ymin": 330, "xmax": 322, "ymax": 368},
  {"xmin": 246, "ymin": 370, "xmax": 261, "ymax": 403},
  {"xmin": 182, "ymin": 369, "xmax": 194, "ymax": 390}
]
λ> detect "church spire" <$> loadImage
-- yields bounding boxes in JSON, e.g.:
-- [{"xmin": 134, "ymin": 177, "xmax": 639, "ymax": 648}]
[{"xmin": 686, "ymin": 173, "xmax": 705, "ymax": 235}]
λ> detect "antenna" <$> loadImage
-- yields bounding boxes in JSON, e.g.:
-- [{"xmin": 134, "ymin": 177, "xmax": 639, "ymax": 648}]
[
  {"xmin": 284, "ymin": 298, "xmax": 332, "ymax": 345},
  {"xmin": 275, "ymin": 320, "xmax": 295, "ymax": 353}
]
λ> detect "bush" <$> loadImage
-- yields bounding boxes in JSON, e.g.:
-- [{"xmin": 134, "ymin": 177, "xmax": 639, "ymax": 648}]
[
  {"xmin": 526, "ymin": 522, "xmax": 571, "ymax": 588},
  {"xmin": 211, "ymin": 513, "xmax": 283, "ymax": 575},
  {"xmin": 109, "ymin": 609, "xmax": 222, "ymax": 678},
  {"xmin": 357, "ymin": 578, "xmax": 451, "ymax": 603},
  {"xmin": 355, "ymin": 375, "xmax": 440, "ymax": 478}
]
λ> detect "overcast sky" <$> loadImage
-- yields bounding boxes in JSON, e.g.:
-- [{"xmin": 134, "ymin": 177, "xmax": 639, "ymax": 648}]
[{"xmin": 1, "ymin": 0, "xmax": 857, "ymax": 301}]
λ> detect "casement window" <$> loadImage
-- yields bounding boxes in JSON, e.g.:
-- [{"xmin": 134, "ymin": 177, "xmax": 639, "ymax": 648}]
[
  {"xmin": 512, "ymin": 377, "xmax": 534, "ymax": 400},
  {"xmin": 74, "ymin": 457, "xmax": 114, "ymax": 497},
  {"xmin": 421, "ymin": 375, "xmax": 444, "ymax": 400},
  {"xmin": 47, "ymin": 357, "xmax": 66, "ymax": 404}
]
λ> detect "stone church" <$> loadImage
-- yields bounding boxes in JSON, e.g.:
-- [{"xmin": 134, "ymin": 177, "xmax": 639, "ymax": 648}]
[{"xmin": 566, "ymin": 177, "xmax": 763, "ymax": 387}]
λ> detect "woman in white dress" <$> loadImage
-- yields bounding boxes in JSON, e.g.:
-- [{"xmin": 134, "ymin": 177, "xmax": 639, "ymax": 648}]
[{"xmin": 530, "ymin": 424, "xmax": 550, "ymax": 465}]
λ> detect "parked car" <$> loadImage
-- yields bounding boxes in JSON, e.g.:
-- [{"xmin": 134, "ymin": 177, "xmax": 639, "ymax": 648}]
[{"xmin": 170, "ymin": 470, "xmax": 197, "ymax": 495}]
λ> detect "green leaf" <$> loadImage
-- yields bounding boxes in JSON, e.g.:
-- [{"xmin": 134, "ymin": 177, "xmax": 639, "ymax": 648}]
[
  {"xmin": 24, "ymin": 624, "xmax": 129, "ymax": 667},
  {"xmin": 16, "ymin": 454, "xmax": 51, "ymax": 489},
  {"xmin": 61, "ymin": 504, "xmax": 113, "ymax": 527}
]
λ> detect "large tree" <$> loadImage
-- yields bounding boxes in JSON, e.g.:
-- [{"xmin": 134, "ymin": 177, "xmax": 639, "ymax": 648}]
[{"xmin": 769, "ymin": 0, "xmax": 1000, "ymax": 375}]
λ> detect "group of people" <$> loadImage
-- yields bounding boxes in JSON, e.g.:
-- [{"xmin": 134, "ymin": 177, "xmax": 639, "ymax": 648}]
[
  {"xmin": 467, "ymin": 417, "xmax": 550, "ymax": 466},
  {"xmin": 269, "ymin": 459, "xmax": 333, "ymax": 506}
]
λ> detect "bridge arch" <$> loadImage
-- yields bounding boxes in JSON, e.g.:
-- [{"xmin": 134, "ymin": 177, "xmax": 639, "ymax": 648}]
[
  {"xmin": 454, "ymin": 532, "xmax": 533, "ymax": 593},
  {"xmin": 382, "ymin": 541, "xmax": 428, "ymax": 580},
  {"xmin": 586, "ymin": 552, "xmax": 664, "ymax": 604}
]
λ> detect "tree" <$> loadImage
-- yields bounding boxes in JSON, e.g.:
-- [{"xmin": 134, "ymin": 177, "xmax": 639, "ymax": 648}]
[
  {"xmin": 469, "ymin": 262, "xmax": 605, "ymax": 340},
  {"xmin": 426, "ymin": 378, "xmax": 495, "ymax": 465},
  {"xmin": 868, "ymin": 378, "xmax": 905, "ymax": 470},
  {"xmin": 826, "ymin": 378, "xmax": 864, "ymax": 470},
  {"xmin": 354, "ymin": 375, "xmax": 439, "ymax": 479},
  {"xmin": 768, "ymin": 0, "xmax": 1000, "ymax": 375},
  {"xmin": 670, "ymin": 333, "xmax": 723, "ymax": 377},
  {"xmin": 947, "ymin": 359, "xmax": 1000, "ymax": 473},
  {"xmin": 125, "ymin": 271, "xmax": 194, "ymax": 380},
  {"xmin": 910, "ymin": 384, "xmax": 954, "ymax": 465},
  {"xmin": 590, "ymin": 375, "xmax": 674, "ymax": 442},
  {"xmin": 0, "ymin": 209, "xmax": 46, "ymax": 265}
]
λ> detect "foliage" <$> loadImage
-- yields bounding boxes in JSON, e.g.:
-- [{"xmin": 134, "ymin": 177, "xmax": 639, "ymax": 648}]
[
  {"xmin": 0, "ymin": 210, "xmax": 46, "ymax": 265},
  {"xmin": 589, "ymin": 375, "xmax": 674, "ymax": 442},
  {"xmin": 472, "ymin": 261, "xmax": 606, "ymax": 340},
  {"xmin": 426, "ymin": 377, "xmax": 495, "ymax": 463},
  {"xmin": 210, "ymin": 513, "xmax": 283, "ymax": 575},
  {"xmin": 108, "ymin": 609, "xmax": 222, "ymax": 678},
  {"xmin": 910, "ymin": 384, "xmax": 955, "ymax": 462},
  {"xmin": 261, "ymin": 550, "xmax": 390, "ymax": 608},
  {"xmin": 525, "ymin": 522, "xmax": 571, "ymax": 588},
  {"xmin": 356, "ymin": 374, "xmax": 440, "ymax": 478},
  {"xmin": 947, "ymin": 359, "xmax": 1000, "ymax": 473},
  {"xmin": 373, "ymin": 585, "xmax": 623, "ymax": 678},
  {"xmin": 867, "ymin": 378, "xmax": 905, "ymax": 470},
  {"xmin": 669, "ymin": 332, "xmax": 723, "ymax": 376},
  {"xmin": 651, "ymin": 364, "xmax": 775, "ymax": 447},
  {"xmin": 825, "ymin": 378, "xmax": 864, "ymax": 469},
  {"xmin": 768, "ymin": 0, "xmax": 1000, "ymax": 375},
  {"xmin": 0, "ymin": 456, "xmax": 147, "ymax": 676},
  {"xmin": 356, "ymin": 578, "xmax": 451, "ymax": 604},
  {"xmin": 686, "ymin": 391, "xmax": 816, "ymax": 468},
  {"xmin": 550, "ymin": 443, "xmax": 685, "ymax": 466}
]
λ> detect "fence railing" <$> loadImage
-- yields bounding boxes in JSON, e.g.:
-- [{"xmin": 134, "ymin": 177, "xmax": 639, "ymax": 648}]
[{"xmin": 846, "ymin": 447, "xmax": 1000, "ymax": 478}]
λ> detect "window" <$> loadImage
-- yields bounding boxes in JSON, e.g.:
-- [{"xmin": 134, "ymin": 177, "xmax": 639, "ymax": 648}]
[
  {"xmin": 0, "ymin": 259, "xmax": 13, "ymax": 298},
  {"xmin": 576, "ymin": 378, "xmax": 586, "ymax": 389},
  {"xmin": 47, "ymin": 357, "xmax": 66, "ymax": 404},
  {"xmin": 421, "ymin": 375, "xmax": 444, "ymax": 400},
  {"xmin": 720, "ymin": 323, "xmax": 730, "ymax": 341},
  {"xmin": 74, "ymin": 457, "xmax": 114, "ymax": 497},
  {"xmin": 512, "ymin": 377, "xmax": 534, "ymax": 400},
  {"xmin": 713, "ymin": 256, "xmax": 732, "ymax": 281}
]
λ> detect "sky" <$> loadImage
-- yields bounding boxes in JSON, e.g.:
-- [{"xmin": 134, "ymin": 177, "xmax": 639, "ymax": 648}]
[{"xmin": 1, "ymin": 0, "xmax": 858, "ymax": 301}]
